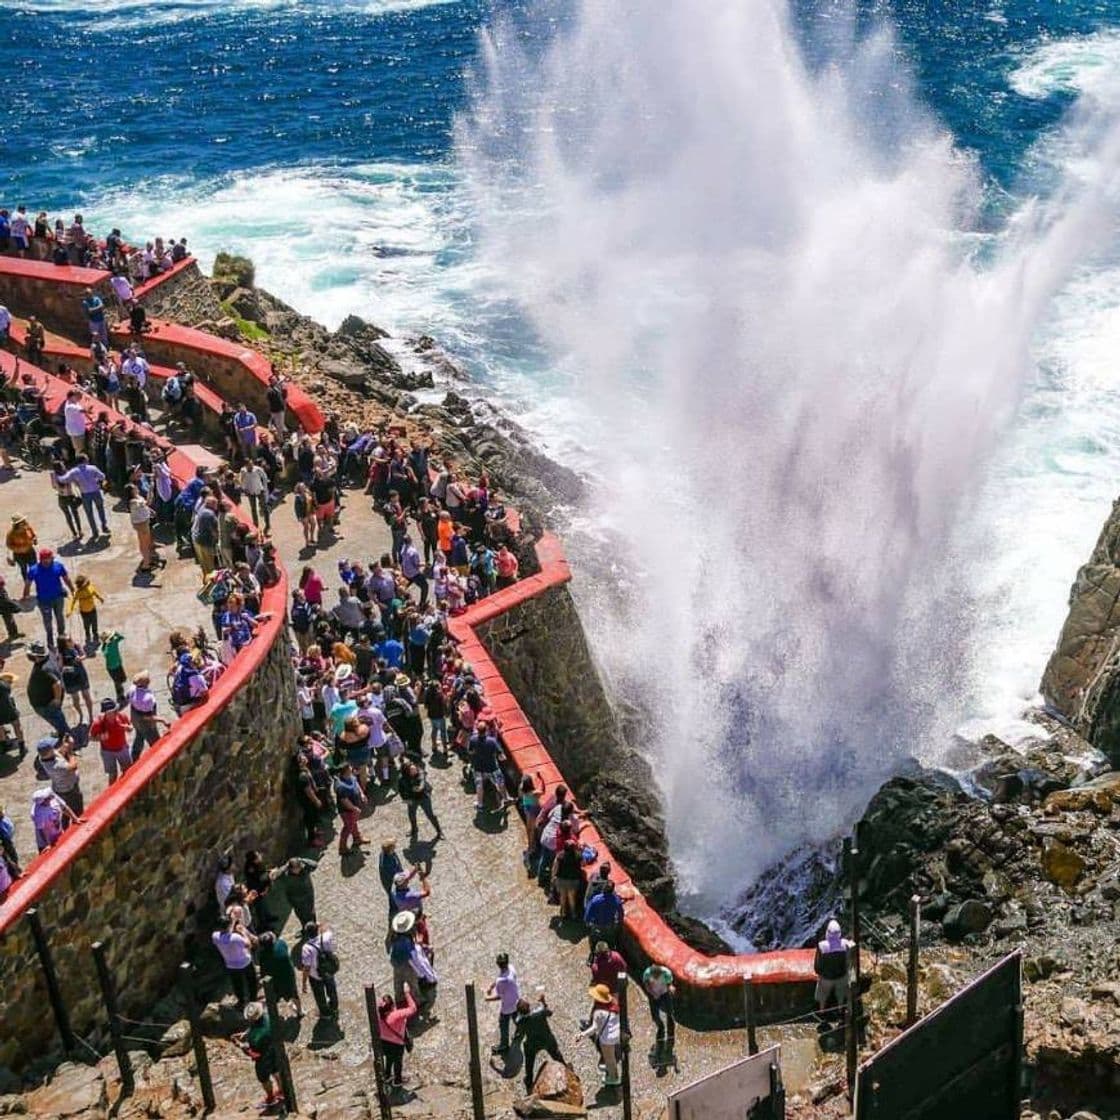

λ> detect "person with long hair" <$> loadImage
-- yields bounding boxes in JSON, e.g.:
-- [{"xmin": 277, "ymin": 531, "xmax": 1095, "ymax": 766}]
[{"xmin": 377, "ymin": 982, "xmax": 418, "ymax": 1093}]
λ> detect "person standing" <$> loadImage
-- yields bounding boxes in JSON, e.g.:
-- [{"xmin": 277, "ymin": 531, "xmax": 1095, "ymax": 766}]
[
  {"xmin": 334, "ymin": 760, "xmax": 367, "ymax": 856},
  {"xmin": 377, "ymin": 985, "xmax": 418, "ymax": 1093},
  {"xmin": 37, "ymin": 735, "xmax": 83, "ymax": 825},
  {"xmin": 0, "ymin": 303, "xmax": 11, "ymax": 350},
  {"xmin": 512, "ymin": 991, "xmax": 565, "ymax": 1095},
  {"xmin": 81, "ymin": 287, "xmax": 108, "ymax": 346},
  {"xmin": 233, "ymin": 1002, "xmax": 283, "ymax": 1109},
  {"xmin": 67, "ymin": 574, "xmax": 103, "ymax": 645},
  {"xmin": 485, "ymin": 953, "xmax": 521, "ymax": 1056},
  {"xmin": 813, "ymin": 919, "xmax": 854, "ymax": 1013},
  {"xmin": 123, "ymin": 669, "xmax": 167, "ymax": 762},
  {"xmin": 88, "ymin": 698, "xmax": 132, "ymax": 783},
  {"xmin": 58, "ymin": 455, "xmax": 110, "ymax": 538},
  {"xmin": 62, "ymin": 391, "xmax": 90, "ymax": 456},
  {"xmin": 239, "ymin": 459, "xmax": 271, "ymax": 532},
  {"xmin": 101, "ymin": 632, "xmax": 128, "ymax": 704},
  {"xmin": 266, "ymin": 375, "xmax": 288, "ymax": 438},
  {"xmin": 26, "ymin": 642, "xmax": 70, "ymax": 736},
  {"xmin": 212, "ymin": 913, "xmax": 258, "ymax": 1008},
  {"xmin": 584, "ymin": 880, "xmax": 625, "ymax": 957},
  {"xmin": 642, "ymin": 962, "xmax": 676, "ymax": 1046},
  {"xmin": 191, "ymin": 497, "xmax": 220, "ymax": 577},
  {"xmin": 21, "ymin": 548, "xmax": 73, "ymax": 654},
  {"xmin": 397, "ymin": 758, "xmax": 443, "ymax": 843},
  {"xmin": 25, "ymin": 316, "xmax": 45, "ymax": 366},
  {"xmin": 256, "ymin": 931, "xmax": 301, "ymax": 1017},
  {"xmin": 578, "ymin": 984, "xmax": 621, "ymax": 1088},
  {"xmin": 6, "ymin": 514, "xmax": 38, "ymax": 581},
  {"xmin": 0, "ymin": 575, "xmax": 24, "ymax": 645},
  {"xmin": 233, "ymin": 403, "xmax": 258, "ymax": 460},
  {"xmin": 270, "ymin": 856, "xmax": 319, "ymax": 926},
  {"xmin": 300, "ymin": 920, "xmax": 340, "ymax": 1020},
  {"xmin": 0, "ymin": 670, "xmax": 25, "ymax": 753}
]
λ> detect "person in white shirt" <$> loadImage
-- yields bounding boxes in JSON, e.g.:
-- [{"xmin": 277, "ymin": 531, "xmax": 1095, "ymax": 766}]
[
  {"xmin": 109, "ymin": 273, "xmax": 134, "ymax": 307},
  {"xmin": 122, "ymin": 351, "xmax": 149, "ymax": 388},
  {"xmin": 10, "ymin": 208, "xmax": 31, "ymax": 252},
  {"xmin": 62, "ymin": 391, "xmax": 89, "ymax": 453},
  {"xmin": 239, "ymin": 461, "xmax": 270, "ymax": 531},
  {"xmin": 300, "ymin": 921, "xmax": 339, "ymax": 1019},
  {"xmin": 212, "ymin": 912, "xmax": 258, "ymax": 1007}
]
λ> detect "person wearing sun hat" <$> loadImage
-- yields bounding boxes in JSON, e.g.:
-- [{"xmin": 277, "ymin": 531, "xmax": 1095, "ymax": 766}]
[
  {"xmin": 88, "ymin": 697, "xmax": 132, "ymax": 783},
  {"xmin": 232, "ymin": 1000, "xmax": 283, "ymax": 1108},
  {"xmin": 578, "ymin": 983, "xmax": 622, "ymax": 1086},
  {"xmin": 388, "ymin": 909, "xmax": 418, "ymax": 1002},
  {"xmin": 25, "ymin": 640, "xmax": 71, "ymax": 737},
  {"xmin": 5, "ymin": 513, "xmax": 37, "ymax": 581}
]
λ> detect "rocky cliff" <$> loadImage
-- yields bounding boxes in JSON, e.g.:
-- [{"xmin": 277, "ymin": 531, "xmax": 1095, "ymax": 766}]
[{"xmin": 1041, "ymin": 498, "xmax": 1120, "ymax": 763}]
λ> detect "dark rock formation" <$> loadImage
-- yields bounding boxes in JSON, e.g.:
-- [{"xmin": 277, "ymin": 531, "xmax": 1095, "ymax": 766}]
[{"xmin": 1042, "ymin": 497, "xmax": 1120, "ymax": 764}]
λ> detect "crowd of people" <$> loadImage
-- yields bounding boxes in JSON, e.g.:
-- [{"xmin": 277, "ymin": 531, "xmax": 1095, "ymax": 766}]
[{"xmin": 0, "ymin": 205, "xmax": 190, "ymax": 286}]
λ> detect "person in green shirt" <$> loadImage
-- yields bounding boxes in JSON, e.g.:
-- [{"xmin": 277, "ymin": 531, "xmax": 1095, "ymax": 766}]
[
  {"xmin": 269, "ymin": 856, "xmax": 318, "ymax": 925},
  {"xmin": 642, "ymin": 963, "xmax": 676, "ymax": 1045},
  {"xmin": 234, "ymin": 1002, "xmax": 283, "ymax": 1107},
  {"xmin": 100, "ymin": 631, "xmax": 127, "ymax": 703},
  {"xmin": 257, "ymin": 931, "xmax": 301, "ymax": 1016}
]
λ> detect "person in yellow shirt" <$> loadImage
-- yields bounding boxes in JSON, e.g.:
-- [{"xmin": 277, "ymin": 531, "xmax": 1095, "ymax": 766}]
[
  {"xmin": 5, "ymin": 514, "xmax": 37, "ymax": 580},
  {"xmin": 68, "ymin": 573, "xmax": 104, "ymax": 645}
]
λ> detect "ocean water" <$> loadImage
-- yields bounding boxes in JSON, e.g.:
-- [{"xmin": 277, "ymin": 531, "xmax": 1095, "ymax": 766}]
[{"xmin": 4, "ymin": 0, "xmax": 1120, "ymax": 909}]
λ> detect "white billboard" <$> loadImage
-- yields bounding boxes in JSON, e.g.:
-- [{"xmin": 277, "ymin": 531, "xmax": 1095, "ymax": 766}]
[{"xmin": 668, "ymin": 1045, "xmax": 781, "ymax": 1120}]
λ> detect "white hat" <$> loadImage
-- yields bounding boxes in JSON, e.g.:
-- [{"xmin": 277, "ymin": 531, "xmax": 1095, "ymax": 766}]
[
  {"xmin": 334, "ymin": 663, "xmax": 352, "ymax": 683},
  {"xmin": 391, "ymin": 911, "xmax": 416, "ymax": 934}
]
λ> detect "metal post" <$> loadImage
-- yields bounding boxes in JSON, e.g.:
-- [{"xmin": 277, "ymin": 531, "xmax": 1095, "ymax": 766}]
[
  {"xmin": 769, "ymin": 1059, "xmax": 786, "ymax": 1120},
  {"xmin": 845, "ymin": 969, "xmax": 858, "ymax": 1103},
  {"xmin": 178, "ymin": 962, "xmax": 216, "ymax": 1113},
  {"xmin": 617, "ymin": 973, "xmax": 633, "ymax": 1120},
  {"xmin": 1009, "ymin": 953, "xmax": 1025, "ymax": 1118},
  {"xmin": 91, "ymin": 940, "xmax": 134, "ymax": 1096},
  {"xmin": 363, "ymin": 984, "xmax": 393, "ymax": 1120},
  {"xmin": 26, "ymin": 908, "xmax": 76, "ymax": 1054},
  {"xmin": 464, "ymin": 983, "xmax": 486, "ymax": 1120},
  {"xmin": 261, "ymin": 976, "xmax": 297, "ymax": 1115},
  {"xmin": 744, "ymin": 978, "xmax": 759, "ymax": 1056},
  {"xmin": 848, "ymin": 834, "xmax": 862, "ymax": 1000},
  {"xmin": 906, "ymin": 895, "xmax": 921, "ymax": 1027}
]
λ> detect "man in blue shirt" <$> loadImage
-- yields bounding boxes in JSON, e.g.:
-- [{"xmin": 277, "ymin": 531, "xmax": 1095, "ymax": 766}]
[
  {"xmin": 173, "ymin": 468, "xmax": 209, "ymax": 552},
  {"xmin": 468, "ymin": 722, "xmax": 509, "ymax": 812},
  {"xmin": 375, "ymin": 634, "xmax": 404, "ymax": 669},
  {"xmin": 584, "ymin": 880, "xmax": 625, "ymax": 956},
  {"xmin": 22, "ymin": 549, "xmax": 75, "ymax": 649},
  {"xmin": 399, "ymin": 536, "xmax": 428, "ymax": 608},
  {"xmin": 233, "ymin": 404, "xmax": 258, "ymax": 460},
  {"xmin": 81, "ymin": 287, "xmax": 107, "ymax": 345},
  {"xmin": 58, "ymin": 455, "xmax": 110, "ymax": 537}
]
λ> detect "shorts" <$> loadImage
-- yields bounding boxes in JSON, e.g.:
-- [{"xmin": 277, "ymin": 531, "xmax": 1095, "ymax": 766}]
[
  {"xmin": 554, "ymin": 877, "xmax": 580, "ymax": 893},
  {"xmin": 316, "ymin": 499, "xmax": 336, "ymax": 521},
  {"xmin": 815, "ymin": 976, "xmax": 849, "ymax": 1008}
]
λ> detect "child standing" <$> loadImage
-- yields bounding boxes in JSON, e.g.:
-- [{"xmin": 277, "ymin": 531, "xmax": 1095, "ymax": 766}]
[
  {"xmin": 58, "ymin": 636, "xmax": 94, "ymax": 726},
  {"xmin": 68, "ymin": 573, "xmax": 104, "ymax": 645},
  {"xmin": 101, "ymin": 630, "xmax": 127, "ymax": 704}
]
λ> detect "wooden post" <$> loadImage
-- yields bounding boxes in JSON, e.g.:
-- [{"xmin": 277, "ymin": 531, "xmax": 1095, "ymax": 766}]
[
  {"xmin": 617, "ymin": 972, "xmax": 633, "ymax": 1120},
  {"xmin": 464, "ymin": 983, "xmax": 486, "ymax": 1120},
  {"xmin": 906, "ymin": 895, "xmax": 921, "ymax": 1027},
  {"xmin": 178, "ymin": 962, "xmax": 216, "ymax": 1114},
  {"xmin": 261, "ymin": 976, "xmax": 297, "ymax": 1115},
  {"xmin": 91, "ymin": 940, "xmax": 134, "ymax": 1096},
  {"xmin": 363, "ymin": 984, "xmax": 393, "ymax": 1120},
  {"xmin": 769, "ymin": 1058, "xmax": 786, "ymax": 1120},
  {"xmin": 845, "ymin": 967, "xmax": 858, "ymax": 1103},
  {"xmin": 848, "ymin": 834, "xmax": 862, "ymax": 1001},
  {"xmin": 744, "ymin": 978, "xmax": 759, "ymax": 1056},
  {"xmin": 26, "ymin": 908, "xmax": 76, "ymax": 1054}
]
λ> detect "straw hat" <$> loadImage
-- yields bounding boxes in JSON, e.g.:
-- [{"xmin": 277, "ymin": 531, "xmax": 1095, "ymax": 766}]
[
  {"xmin": 334, "ymin": 663, "xmax": 352, "ymax": 683},
  {"xmin": 588, "ymin": 984, "xmax": 613, "ymax": 1004},
  {"xmin": 10, "ymin": 513, "xmax": 25, "ymax": 524},
  {"xmin": 0, "ymin": 672, "xmax": 17, "ymax": 685},
  {"xmin": 391, "ymin": 911, "xmax": 416, "ymax": 934}
]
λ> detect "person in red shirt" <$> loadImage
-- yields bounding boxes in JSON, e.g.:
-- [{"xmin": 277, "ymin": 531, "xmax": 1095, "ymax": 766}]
[
  {"xmin": 89, "ymin": 698, "xmax": 132, "ymax": 783},
  {"xmin": 590, "ymin": 942, "xmax": 627, "ymax": 994},
  {"xmin": 495, "ymin": 545, "xmax": 519, "ymax": 589}
]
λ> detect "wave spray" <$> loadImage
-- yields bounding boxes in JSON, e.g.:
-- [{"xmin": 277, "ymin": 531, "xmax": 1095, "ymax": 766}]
[{"xmin": 457, "ymin": 0, "xmax": 1120, "ymax": 915}]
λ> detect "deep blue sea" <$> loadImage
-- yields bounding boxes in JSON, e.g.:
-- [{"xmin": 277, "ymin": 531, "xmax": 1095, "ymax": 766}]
[{"xmin": 4, "ymin": 0, "xmax": 1120, "ymax": 904}]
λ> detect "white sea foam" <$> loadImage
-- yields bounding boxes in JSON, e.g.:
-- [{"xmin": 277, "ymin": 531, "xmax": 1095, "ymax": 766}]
[
  {"xmin": 0, "ymin": 0, "xmax": 459, "ymax": 31},
  {"xmin": 457, "ymin": 0, "xmax": 1120, "ymax": 906},
  {"xmin": 1010, "ymin": 31, "xmax": 1120, "ymax": 100}
]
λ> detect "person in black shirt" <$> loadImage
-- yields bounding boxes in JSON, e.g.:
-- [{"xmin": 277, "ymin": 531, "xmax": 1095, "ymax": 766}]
[{"xmin": 512, "ymin": 995, "xmax": 564, "ymax": 1094}]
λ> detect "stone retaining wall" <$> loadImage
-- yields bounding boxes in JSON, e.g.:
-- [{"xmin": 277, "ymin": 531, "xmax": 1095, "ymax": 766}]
[
  {"xmin": 134, "ymin": 259, "xmax": 226, "ymax": 326},
  {"xmin": 0, "ymin": 258, "xmax": 114, "ymax": 339},
  {"xmin": 0, "ymin": 355, "xmax": 300, "ymax": 1070}
]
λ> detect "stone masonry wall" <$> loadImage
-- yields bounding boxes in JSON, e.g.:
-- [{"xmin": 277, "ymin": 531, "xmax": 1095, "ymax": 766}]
[
  {"xmin": 475, "ymin": 582, "xmax": 678, "ymax": 909},
  {"xmin": 136, "ymin": 261, "xmax": 226, "ymax": 327},
  {"xmin": 0, "ymin": 268, "xmax": 114, "ymax": 339},
  {"xmin": 0, "ymin": 635, "xmax": 300, "ymax": 1071}
]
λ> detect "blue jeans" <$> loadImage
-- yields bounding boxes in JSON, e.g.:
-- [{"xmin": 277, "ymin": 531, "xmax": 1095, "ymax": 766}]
[
  {"xmin": 38, "ymin": 597, "xmax": 66, "ymax": 647},
  {"xmin": 34, "ymin": 702, "xmax": 71, "ymax": 737},
  {"xmin": 80, "ymin": 490, "xmax": 109, "ymax": 534}
]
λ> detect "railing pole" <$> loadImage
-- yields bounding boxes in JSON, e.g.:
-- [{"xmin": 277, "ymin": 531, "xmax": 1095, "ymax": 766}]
[
  {"xmin": 363, "ymin": 984, "xmax": 393, "ymax": 1120},
  {"xmin": 91, "ymin": 940, "xmax": 134, "ymax": 1096},
  {"xmin": 178, "ymin": 962, "xmax": 216, "ymax": 1113},
  {"xmin": 744, "ymin": 977, "xmax": 759, "ymax": 1056},
  {"xmin": 464, "ymin": 983, "xmax": 486, "ymax": 1120},
  {"xmin": 26, "ymin": 907, "xmax": 76, "ymax": 1054},
  {"xmin": 261, "ymin": 976, "xmax": 297, "ymax": 1115},
  {"xmin": 906, "ymin": 895, "xmax": 921, "ymax": 1027},
  {"xmin": 618, "ymin": 972, "xmax": 633, "ymax": 1120}
]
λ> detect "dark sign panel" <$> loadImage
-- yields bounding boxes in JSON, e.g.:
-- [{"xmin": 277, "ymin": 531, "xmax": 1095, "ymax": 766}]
[{"xmin": 855, "ymin": 952, "xmax": 1022, "ymax": 1120}]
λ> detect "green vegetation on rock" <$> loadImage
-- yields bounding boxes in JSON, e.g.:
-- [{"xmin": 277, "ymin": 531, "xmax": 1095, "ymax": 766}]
[{"xmin": 212, "ymin": 251, "xmax": 256, "ymax": 289}]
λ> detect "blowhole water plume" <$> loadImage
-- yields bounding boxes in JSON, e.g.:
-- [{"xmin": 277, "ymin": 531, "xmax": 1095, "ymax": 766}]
[{"xmin": 457, "ymin": 0, "xmax": 1120, "ymax": 914}]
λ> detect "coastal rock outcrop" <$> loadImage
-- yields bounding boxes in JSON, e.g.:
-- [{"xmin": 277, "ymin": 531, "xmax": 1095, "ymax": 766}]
[{"xmin": 1041, "ymin": 497, "xmax": 1120, "ymax": 764}]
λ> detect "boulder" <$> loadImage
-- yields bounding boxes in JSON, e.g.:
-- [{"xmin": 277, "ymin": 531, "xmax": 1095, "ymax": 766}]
[
  {"xmin": 225, "ymin": 286, "xmax": 263, "ymax": 324},
  {"xmin": 942, "ymin": 899, "xmax": 993, "ymax": 939},
  {"xmin": 24, "ymin": 1062, "xmax": 107, "ymax": 1119},
  {"xmin": 158, "ymin": 1020, "xmax": 193, "ymax": 1058},
  {"xmin": 1045, "ymin": 771, "xmax": 1120, "ymax": 814},
  {"xmin": 319, "ymin": 358, "xmax": 369, "ymax": 388},
  {"xmin": 864, "ymin": 980, "xmax": 905, "ymax": 1024},
  {"xmin": 1041, "ymin": 838, "xmax": 1086, "ymax": 891},
  {"xmin": 513, "ymin": 1060, "xmax": 586, "ymax": 1117}
]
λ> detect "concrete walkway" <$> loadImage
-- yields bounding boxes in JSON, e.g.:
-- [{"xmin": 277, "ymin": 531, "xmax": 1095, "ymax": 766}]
[
  {"xmin": 262, "ymin": 490, "xmax": 819, "ymax": 1119},
  {"xmin": 0, "ymin": 468, "xmax": 211, "ymax": 867}
]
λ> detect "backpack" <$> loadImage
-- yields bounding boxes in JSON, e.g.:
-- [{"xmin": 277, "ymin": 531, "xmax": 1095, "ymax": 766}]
[
  {"xmin": 314, "ymin": 939, "xmax": 340, "ymax": 977},
  {"xmin": 171, "ymin": 667, "xmax": 198, "ymax": 708}
]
